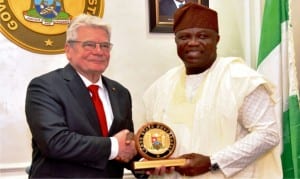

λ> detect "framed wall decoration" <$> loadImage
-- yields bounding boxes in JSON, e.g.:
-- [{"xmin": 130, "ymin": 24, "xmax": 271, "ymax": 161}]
[{"xmin": 149, "ymin": 0, "xmax": 209, "ymax": 33}]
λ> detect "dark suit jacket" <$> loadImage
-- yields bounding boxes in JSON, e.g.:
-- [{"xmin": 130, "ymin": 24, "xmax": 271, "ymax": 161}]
[
  {"xmin": 25, "ymin": 64, "xmax": 136, "ymax": 178},
  {"xmin": 159, "ymin": 0, "xmax": 178, "ymax": 16}
]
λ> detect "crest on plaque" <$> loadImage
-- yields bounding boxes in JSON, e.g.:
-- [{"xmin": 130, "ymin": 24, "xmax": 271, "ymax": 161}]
[
  {"xmin": 136, "ymin": 122, "xmax": 176, "ymax": 160},
  {"xmin": 134, "ymin": 122, "xmax": 186, "ymax": 170}
]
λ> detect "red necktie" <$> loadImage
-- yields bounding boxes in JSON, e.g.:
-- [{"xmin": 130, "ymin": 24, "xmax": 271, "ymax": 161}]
[{"xmin": 88, "ymin": 85, "xmax": 108, "ymax": 136}]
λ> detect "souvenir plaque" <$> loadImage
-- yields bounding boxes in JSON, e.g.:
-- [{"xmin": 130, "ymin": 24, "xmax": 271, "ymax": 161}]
[{"xmin": 134, "ymin": 122, "xmax": 186, "ymax": 170}]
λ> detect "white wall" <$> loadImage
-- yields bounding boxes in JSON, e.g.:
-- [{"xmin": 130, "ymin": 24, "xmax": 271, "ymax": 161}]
[{"xmin": 0, "ymin": 0, "xmax": 299, "ymax": 177}]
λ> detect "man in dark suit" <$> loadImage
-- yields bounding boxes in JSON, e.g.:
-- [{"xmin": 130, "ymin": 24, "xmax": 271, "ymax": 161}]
[
  {"xmin": 25, "ymin": 14, "xmax": 141, "ymax": 178},
  {"xmin": 159, "ymin": 0, "xmax": 186, "ymax": 17}
]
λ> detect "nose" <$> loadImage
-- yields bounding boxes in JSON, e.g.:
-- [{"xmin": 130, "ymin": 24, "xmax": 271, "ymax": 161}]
[
  {"xmin": 93, "ymin": 44, "xmax": 105, "ymax": 53},
  {"xmin": 187, "ymin": 37, "xmax": 200, "ymax": 46},
  {"xmin": 96, "ymin": 44, "xmax": 102, "ymax": 50}
]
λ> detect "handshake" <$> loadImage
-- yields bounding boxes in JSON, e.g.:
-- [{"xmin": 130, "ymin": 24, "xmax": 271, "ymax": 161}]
[{"xmin": 113, "ymin": 129, "xmax": 137, "ymax": 163}]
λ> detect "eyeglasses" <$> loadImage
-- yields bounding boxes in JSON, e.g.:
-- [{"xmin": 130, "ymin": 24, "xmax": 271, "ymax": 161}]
[{"xmin": 68, "ymin": 40, "xmax": 113, "ymax": 51}]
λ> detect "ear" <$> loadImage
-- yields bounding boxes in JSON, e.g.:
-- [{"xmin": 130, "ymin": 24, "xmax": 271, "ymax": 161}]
[
  {"xmin": 65, "ymin": 43, "xmax": 71, "ymax": 59},
  {"xmin": 216, "ymin": 34, "xmax": 220, "ymax": 43}
]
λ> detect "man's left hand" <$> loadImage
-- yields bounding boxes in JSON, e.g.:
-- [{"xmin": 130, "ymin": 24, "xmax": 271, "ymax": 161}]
[{"xmin": 175, "ymin": 153, "xmax": 211, "ymax": 176}]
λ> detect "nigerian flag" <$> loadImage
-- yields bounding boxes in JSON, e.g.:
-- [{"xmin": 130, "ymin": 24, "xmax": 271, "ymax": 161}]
[{"xmin": 257, "ymin": 0, "xmax": 300, "ymax": 178}]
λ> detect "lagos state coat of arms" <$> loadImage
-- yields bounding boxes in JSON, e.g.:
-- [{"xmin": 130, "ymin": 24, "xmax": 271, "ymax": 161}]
[{"xmin": 0, "ymin": 0, "xmax": 105, "ymax": 54}]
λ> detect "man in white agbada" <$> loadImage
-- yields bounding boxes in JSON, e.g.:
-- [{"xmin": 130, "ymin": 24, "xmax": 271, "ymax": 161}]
[{"xmin": 142, "ymin": 3, "xmax": 283, "ymax": 179}]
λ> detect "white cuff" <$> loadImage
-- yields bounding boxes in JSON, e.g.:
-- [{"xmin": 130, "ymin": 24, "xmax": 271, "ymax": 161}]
[{"xmin": 109, "ymin": 137, "xmax": 118, "ymax": 160}]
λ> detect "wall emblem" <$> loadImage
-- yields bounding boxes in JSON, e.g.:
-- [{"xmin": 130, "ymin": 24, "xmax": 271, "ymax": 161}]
[
  {"xmin": 24, "ymin": 0, "xmax": 71, "ymax": 26},
  {"xmin": 0, "ymin": 0, "xmax": 105, "ymax": 54}
]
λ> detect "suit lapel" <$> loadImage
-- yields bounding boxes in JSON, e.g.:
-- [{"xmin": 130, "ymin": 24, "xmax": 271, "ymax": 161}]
[
  {"xmin": 62, "ymin": 64, "xmax": 101, "ymax": 135},
  {"xmin": 169, "ymin": 0, "xmax": 178, "ymax": 12},
  {"xmin": 102, "ymin": 76, "xmax": 122, "ymax": 135}
]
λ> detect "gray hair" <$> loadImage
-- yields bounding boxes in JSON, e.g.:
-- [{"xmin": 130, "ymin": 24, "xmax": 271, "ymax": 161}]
[{"xmin": 66, "ymin": 14, "xmax": 111, "ymax": 42}]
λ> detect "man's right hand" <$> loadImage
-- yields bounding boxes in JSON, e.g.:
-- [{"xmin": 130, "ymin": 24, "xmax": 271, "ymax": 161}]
[{"xmin": 113, "ymin": 129, "xmax": 137, "ymax": 163}]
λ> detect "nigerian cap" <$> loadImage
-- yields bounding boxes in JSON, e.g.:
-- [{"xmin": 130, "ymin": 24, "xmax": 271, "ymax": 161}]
[{"xmin": 173, "ymin": 3, "xmax": 218, "ymax": 33}]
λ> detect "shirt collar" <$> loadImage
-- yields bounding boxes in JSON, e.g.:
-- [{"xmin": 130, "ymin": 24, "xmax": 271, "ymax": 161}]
[
  {"xmin": 173, "ymin": 0, "xmax": 185, "ymax": 7},
  {"xmin": 77, "ymin": 72, "xmax": 104, "ymax": 89}
]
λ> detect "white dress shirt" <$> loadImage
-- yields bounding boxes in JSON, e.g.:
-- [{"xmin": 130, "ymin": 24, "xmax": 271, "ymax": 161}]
[
  {"xmin": 173, "ymin": 0, "xmax": 185, "ymax": 8},
  {"xmin": 78, "ymin": 73, "xmax": 118, "ymax": 160}
]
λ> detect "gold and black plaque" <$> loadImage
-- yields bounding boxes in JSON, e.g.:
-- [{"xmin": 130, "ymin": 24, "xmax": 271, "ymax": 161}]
[{"xmin": 134, "ymin": 122, "xmax": 186, "ymax": 170}]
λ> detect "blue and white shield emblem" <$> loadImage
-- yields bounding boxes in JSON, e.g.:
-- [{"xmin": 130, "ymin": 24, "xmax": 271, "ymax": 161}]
[
  {"xmin": 35, "ymin": 0, "xmax": 62, "ymax": 18},
  {"xmin": 24, "ymin": 0, "xmax": 70, "ymax": 26}
]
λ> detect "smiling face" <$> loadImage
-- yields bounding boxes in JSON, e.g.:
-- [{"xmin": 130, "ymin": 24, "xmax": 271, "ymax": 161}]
[
  {"xmin": 65, "ymin": 26, "xmax": 111, "ymax": 83},
  {"xmin": 175, "ymin": 27, "xmax": 220, "ymax": 75}
]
